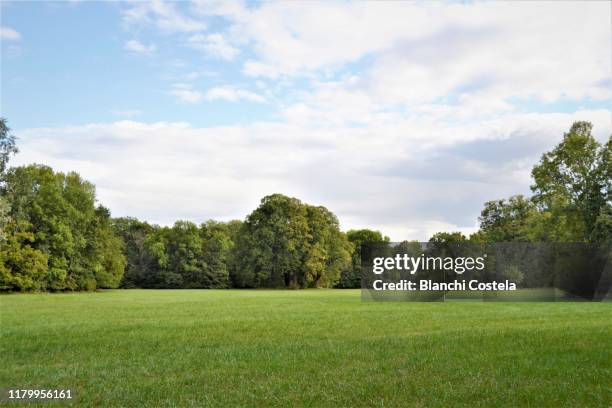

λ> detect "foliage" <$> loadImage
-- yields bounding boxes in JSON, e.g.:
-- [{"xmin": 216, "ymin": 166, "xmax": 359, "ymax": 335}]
[
  {"xmin": 428, "ymin": 231, "xmax": 469, "ymax": 243},
  {"xmin": 231, "ymin": 194, "xmax": 352, "ymax": 288},
  {"xmin": 1, "ymin": 165, "xmax": 125, "ymax": 291},
  {"xmin": 0, "ymin": 118, "xmax": 18, "ymax": 176},
  {"xmin": 112, "ymin": 217, "xmax": 156, "ymax": 288},
  {"xmin": 478, "ymin": 195, "xmax": 537, "ymax": 242},
  {"xmin": 434, "ymin": 121, "xmax": 612, "ymax": 244},
  {"xmin": 114, "ymin": 219, "xmax": 236, "ymax": 289},
  {"xmin": 336, "ymin": 229, "xmax": 390, "ymax": 288},
  {"xmin": 530, "ymin": 121, "xmax": 611, "ymax": 242},
  {"xmin": 0, "ymin": 219, "xmax": 48, "ymax": 291}
]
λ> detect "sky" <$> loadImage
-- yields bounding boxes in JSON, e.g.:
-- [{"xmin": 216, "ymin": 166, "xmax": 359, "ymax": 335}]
[{"xmin": 1, "ymin": 0, "xmax": 611, "ymax": 240}]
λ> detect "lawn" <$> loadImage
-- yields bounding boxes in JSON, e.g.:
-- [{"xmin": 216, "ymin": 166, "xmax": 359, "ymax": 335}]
[{"xmin": 1, "ymin": 290, "xmax": 611, "ymax": 407}]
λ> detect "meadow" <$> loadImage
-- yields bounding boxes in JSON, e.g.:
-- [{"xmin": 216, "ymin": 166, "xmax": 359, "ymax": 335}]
[{"xmin": 1, "ymin": 290, "xmax": 611, "ymax": 407}]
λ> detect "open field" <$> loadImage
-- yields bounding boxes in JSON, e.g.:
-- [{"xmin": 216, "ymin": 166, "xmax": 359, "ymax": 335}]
[{"xmin": 1, "ymin": 290, "xmax": 611, "ymax": 407}]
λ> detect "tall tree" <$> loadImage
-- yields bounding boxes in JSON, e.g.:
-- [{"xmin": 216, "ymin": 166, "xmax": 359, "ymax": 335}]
[
  {"xmin": 474, "ymin": 122, "xmax": 611, "ymax": 243},
  {"xmin": 231, "ymin": 194, "xmax": 310, "ymax": 288},
  {"xmin": 0, "ymin": 219, "xmax": 48, "ymax": 291},
  {"xmin": 0, "ymin": 118, "xmax": 18, "ymax": 243},
  {"xmin": 337, "ymin": 229, "xmax": 389, "ymax": 288},
  {"xmin": 112, "ymin": 217, "xmax": 156, "ymax": 288},
  {"xmin": 0, "ymin": 118, "xmax": 18, "ymax": 177},
  {"xmin": 478, "ymin": 195, "xmax": 537, "ymax": 242},
  {"xmin": 1, "ymin": 165, "xmax": 125, "ymax": 291},
  {"xmin": 531, "ymin": 121, "xmax": 611, "ymax": 242},
  {"xmin": 231, "ymin": 194, "xmax": 352, "ymax": 288}
]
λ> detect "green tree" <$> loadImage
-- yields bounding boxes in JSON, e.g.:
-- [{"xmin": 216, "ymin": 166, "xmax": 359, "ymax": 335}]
[
  {"xmin": 337, "ymin": 229, "xmax": 389, "ymax": 288},
  {"xmin": 231, "ymin": 194, "xmax": 352, "ymax": 288},
  {"xmin": 112, "ymin": 217, "xmax": 156, "ymax": 288},
  {"xmin": 1, "ymin": 165, "xmax": 125, "ymax": 291},
  {"xmin": 164, "ymin": 221, "xmax": 204, "ymax": 288},
  {"xmin": 0, "ymin": 219, "xmax": 48, "ymax": 291},
  {"xmin": 231, "ymin": 194, "xmax": 310, "ymax": 288},
  {"xmin": 531, "ymin": 121, "xmax": 611, "ymax": 242},
  {"xmin": 428, "ymin": 231, "xmax": 468, "ymax": 243},
  {"xmin": 474, "ymin": 122, "xmax": 611, "ymax": 244},
  {"xmin": 0, "ymin": 118, "xmax": 18, "ymax": 176},
  {"xmin": 199, "ymin": 220, "xmax": 234, "ymax": 288},
  {"xmin": 478, "ymin": 195, "xmax": 537, "ymax": 242},
  {"xmin": 126, "ymin": 219, "xmax": 236, "ymax": 289},
  {"xmin": 304, "ymin": 206, "xmax": 353, "ymax": 288},
  {"xmin": 0, "ymin": 118, "xmax": 18, "ymax": 244}
]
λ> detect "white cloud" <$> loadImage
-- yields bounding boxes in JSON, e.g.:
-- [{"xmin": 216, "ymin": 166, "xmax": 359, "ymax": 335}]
[
  {"xmin": 169, "ymin": 84, "xmax": 204, "ymax": 104},
  {"xmin": 168, "ymin": 84, "xmax": 265, "ymax": 104},
  {"xmin": 12, "ymin": 110, "xmax": 611, "ymax": 240},
  {"xmin": 122, "ymin": 0, "xmax": 205, "ymax": 33},
  {"xmin": 124, "ymin": 39, "xmax": 156, "ymax": 55},
  {"xmin": 188, "ymin": 33, "xmax": 239, "ymax": 60},
  {"xmin": 205, "ymin": 86, "xmax": 265, "ymax": 103},
  {"xmin": 125, "ymin": 2, "xmax": 610, "ymax": 105},
  {"xmin": 221, "ymin": 1, "xmax": 610, "ymax": 105},
  {"xmin": 0, "ymin": 27, "xmax": 21, "ymax": 41}
]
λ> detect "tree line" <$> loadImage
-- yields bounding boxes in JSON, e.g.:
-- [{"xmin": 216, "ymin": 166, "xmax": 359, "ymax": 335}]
[{"xmin": 0, "ymin": 119, "xmax": 609, "ymax": 291}]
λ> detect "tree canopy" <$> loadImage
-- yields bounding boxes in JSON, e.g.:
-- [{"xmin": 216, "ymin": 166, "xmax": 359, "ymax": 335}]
[
  {"xmin": 0, "ymin": 118, "xmax": 18, "ymax": 176},
  {"xmin": 1, "ymin": 165, "xmax": 125, "ymax": 290},
  {"xmin": 230, "ymin": 194, "xmax": 352, "ymax": 288}
]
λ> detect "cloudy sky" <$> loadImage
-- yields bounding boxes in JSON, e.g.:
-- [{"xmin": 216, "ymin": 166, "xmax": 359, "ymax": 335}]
[{"xmin": 1, "ymin": 1, "xmax": 611, "ymax": 240}]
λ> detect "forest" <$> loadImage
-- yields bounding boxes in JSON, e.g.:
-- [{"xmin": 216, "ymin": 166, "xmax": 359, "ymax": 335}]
[{"xmin": 0, "ymin": 120, "xmax": 610, "ymax": 291}]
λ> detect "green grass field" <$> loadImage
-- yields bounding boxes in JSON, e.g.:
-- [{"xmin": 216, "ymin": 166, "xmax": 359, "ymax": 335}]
[{"xmin": 1, "ymin": 290, "xmax": 611, "ymax": 407}]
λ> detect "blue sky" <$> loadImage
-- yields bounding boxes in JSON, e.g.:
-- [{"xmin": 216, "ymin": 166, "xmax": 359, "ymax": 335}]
[
  {"xmin": 1, "ymin": 1, "xmax": 611, "ymax": 240},
  {"xmin": 2, "ymin": 1, "xmax": 278, "ymax": 128}
]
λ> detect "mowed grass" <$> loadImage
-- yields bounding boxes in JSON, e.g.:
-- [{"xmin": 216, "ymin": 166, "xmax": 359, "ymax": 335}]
[{"xmin": 1, "ymin": 290, "xmax": 611, "ymax": 407}]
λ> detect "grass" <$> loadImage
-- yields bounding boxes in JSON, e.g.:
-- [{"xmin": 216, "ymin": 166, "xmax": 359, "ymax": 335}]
[{"xmin": 1, "ymin": 290, "xmax": 611, "ymax": 407}]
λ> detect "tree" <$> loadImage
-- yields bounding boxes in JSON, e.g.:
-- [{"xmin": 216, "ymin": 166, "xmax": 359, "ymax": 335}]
[
  {"xmin": 0, "ymin": 118, "xmax": 18, "ymax": 243},
  {"xmin": 112, "ymin": 217, "xmax": 156, "ymax": 288},
  {"xmin": 199, "ymin": 220, "xmax": 234, "ymax": 288},
  {"xmin": 428, "ymin": 231, "xmax": 468, "ymax": 244},
  {"xmin": 0, "ymin": 219, "xmax": 48, "ymax": 291},
  {"xmin": 478, "ymin": 195, "xmax": 537, "ymax": 242},
  {"xmin": 1, "ymin": 165, "xmax": 125, "ymax": 291},
  {"xmin": 0, "ymin": 194, "xmax": 10, "ymax": 242},
  {"xmin": 88, "ymin": 207, "xmax": 126, "ymax": 289},
  {"xmin": 474, "ymin": 121, "xmax": 611, "ymax": 244},
  {"xmin": 337, "ymin": 229, "xmax": 389, "ymax": 288},
  {"xmin": 231, "ymin": 194, "xmax": 352, "ymax": 288},
  {"xmin": 0, "ymin": 118, "xmax": 18, "ymax": 177},
  {"xmin": 117, "ymin": 219, "xmax": 236, "ymax": 289},
  {"xmin": 531, "ymin": 121, "xmax": 611, "ymax": 242},
  {"xmin": 231, "ymin": 194, "xmax": 310, "ymax": 288},
  {"xmin": 304, "ymin": 206, "xmax": 353, "ymax": 288}
]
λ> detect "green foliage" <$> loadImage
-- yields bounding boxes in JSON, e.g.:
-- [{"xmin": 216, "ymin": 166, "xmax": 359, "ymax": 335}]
[
  {"xmin": 0, "ymin": 196, "xmax": 10, "ymax": 242},
  {"xmin": 0, "ymin": 219, "xmax": 48, "ymax": 291},
  {"xmin": 1, "ymin": 165, "xmax": 125, "ymax": 291},
  {"xmin": 337, "ymin": 229, "xmax": 390, "ymax": 288},
  {"xmin": 428, "ymin": 231, "xmax": 468, "ymax": 243},
  {"xmin": 0, "ymin": 118, "xmax": 18, "ymax": 176},
  {"xmin": 112, "ymin": 217, "xmax": 155, "ymax": 288},
  {"xmin": 478, "ymin": 195, "xmax": 537, "ymax": 242},
  {"xmin": 530, "ymin": 121, "xmax": 610, "ymax": 242},
  {"xmin": 231, "ymin": 194, "xmax": 352, "ymax": 288},
  {"xmin": 591, "ymin": 205, "xmax": 612, "ymax": 243},
  {"xmin": 114, "ymin": 219, "xmax": 236, "ymax": 288},
  {"xmin": 467, "ymin": 122, "xmax": 612, "ymax": 244}
]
